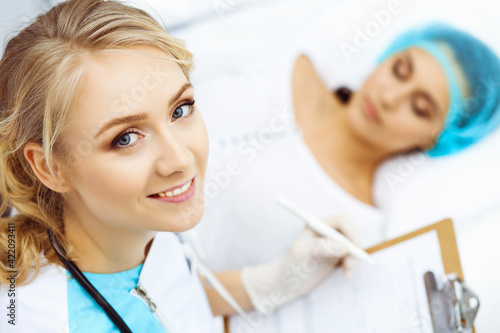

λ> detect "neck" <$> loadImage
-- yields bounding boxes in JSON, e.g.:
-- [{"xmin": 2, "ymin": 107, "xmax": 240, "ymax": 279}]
[
  {"xmin": 62, "ymin": 201, "xmax": 156, "ymax": 273},
  {"xmin": 315, "ymin": 100, "xmax": 390, "ymax": 179},
  {"xmin": 302, "ymin": 94, "xmax": 395, "ymax": 205},
  {"xmin": 332, "ymin": 110, "xmax": 390, "ymax": 173}
]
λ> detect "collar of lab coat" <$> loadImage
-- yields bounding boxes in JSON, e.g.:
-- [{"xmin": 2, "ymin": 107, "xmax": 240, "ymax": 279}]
[{"xmin": 0, "ymin": 232, "xmax": 215, "ymax": 333}]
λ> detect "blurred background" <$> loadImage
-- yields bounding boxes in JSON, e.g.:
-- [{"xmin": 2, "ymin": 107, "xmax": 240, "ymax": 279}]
[{"xmin": 2, "ymin": 0, "xmax": 500, "ymax": 331}]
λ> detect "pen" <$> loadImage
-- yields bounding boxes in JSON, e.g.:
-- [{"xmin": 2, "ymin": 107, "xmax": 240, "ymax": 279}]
[{"xmin": 277, "ymin": 195, "xmax": 375, "ymax": 265}]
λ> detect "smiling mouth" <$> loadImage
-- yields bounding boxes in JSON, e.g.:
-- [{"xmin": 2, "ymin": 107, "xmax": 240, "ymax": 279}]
[{"xmin": 149, "ymin": 178, "xmax": 194, "ymax": 198}]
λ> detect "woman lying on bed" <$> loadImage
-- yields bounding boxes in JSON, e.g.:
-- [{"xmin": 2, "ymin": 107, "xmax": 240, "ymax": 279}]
[
  {"xmin": 293, "ymin": 23, "xmax": 500, "ymax": 204},
  {"xmin": 194, "ymin": 22, "xmax": 500, "ymax": 312}
]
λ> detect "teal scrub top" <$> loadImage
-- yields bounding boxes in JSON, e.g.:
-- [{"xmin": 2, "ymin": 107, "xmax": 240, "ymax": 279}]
[{"xmin": 66, "ymin": 264, "xmax": 167, "ymax": 332}]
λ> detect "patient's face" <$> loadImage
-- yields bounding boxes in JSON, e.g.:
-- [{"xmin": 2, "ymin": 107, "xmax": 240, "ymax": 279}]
[{"xmin": 348, "ymin": 47, "xmax": 450, "ymax": 154}]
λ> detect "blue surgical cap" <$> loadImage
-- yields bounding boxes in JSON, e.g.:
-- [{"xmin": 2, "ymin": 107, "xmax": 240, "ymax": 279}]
[{"xmin": 379, "ymin": 23, "xmax": 500, "ymax": 157}]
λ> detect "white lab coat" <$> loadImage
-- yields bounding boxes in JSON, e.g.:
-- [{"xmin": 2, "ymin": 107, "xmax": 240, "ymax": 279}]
[{"xmin": 0, "ymin": 232, "xmax": 216, "ymax": 333}]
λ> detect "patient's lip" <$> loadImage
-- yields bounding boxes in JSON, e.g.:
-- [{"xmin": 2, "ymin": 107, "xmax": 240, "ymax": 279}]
[{"xmin": 363, "ymin": 97, "xmax": 381, "ymax": 124}]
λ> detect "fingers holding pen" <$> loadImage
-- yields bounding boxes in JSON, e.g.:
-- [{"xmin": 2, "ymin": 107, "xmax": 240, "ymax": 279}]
[{"xmin": 310, "ymin": 230, "xmax": 358, "ymax": 279}]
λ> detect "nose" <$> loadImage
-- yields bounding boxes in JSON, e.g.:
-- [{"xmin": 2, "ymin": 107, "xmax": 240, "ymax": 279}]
[
  {"xmin": 154, "ymin": 130, "xmax": 194, "ymax": 177},
  {"xmin": 379, "ymin": 83, "xmax": 412, "ymax": 111}
]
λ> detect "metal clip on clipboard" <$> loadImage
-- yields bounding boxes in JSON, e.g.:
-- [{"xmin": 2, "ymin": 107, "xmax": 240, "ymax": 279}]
[{"xmin": 424, "ymin": 271, "xmax": 480, "ymax": 333}]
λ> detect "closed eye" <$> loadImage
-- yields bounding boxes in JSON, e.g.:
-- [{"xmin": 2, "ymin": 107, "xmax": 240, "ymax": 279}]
[
  {"xmin": 411, "ymin": 92, "xmax": 434, "ymax": 119},
  {"xmin": 392, "ymin": 53, "xmax": 413, "ymax": 81}
]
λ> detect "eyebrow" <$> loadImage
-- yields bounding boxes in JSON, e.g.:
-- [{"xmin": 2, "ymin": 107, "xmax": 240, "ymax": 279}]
[
  {"xmin": 404, "ymin": 52, "xmax": 414, "ymax": 75},
  {"xmin": 94, "ymin": 83, "xmax": 194, "ymax": 139},
  {"xmin": 169, "ymin": 83, "xmax": 193, "ymax": 107},
  {"xmin": 396, "ymin": 51, "xmax": 414, "ymax": 77},
  {"xmin": 95, "ymin": 113, "xmax": 148, "ymax": 138}
]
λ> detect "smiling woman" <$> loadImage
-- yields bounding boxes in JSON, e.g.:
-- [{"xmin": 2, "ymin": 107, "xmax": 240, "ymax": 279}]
[
  {"xmin": 0, "ymin": 0, "xmax": 363, "ymax": 331},
  {"xmin": 0, "ymin": 0, "xmax": 214, "ymax": 331},
  {"xmin": 59, "ymin": 47, "xmax": 208, "ymax": 241}
]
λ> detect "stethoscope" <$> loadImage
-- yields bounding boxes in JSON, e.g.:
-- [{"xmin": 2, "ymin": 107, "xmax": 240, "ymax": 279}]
[
  {"xmin": 47, "ymin": 229, "xmax": 133, "ymax": 333},
  {"xmin": 47, "ymin": 229, "xmax": 248, "ymax": 333}
]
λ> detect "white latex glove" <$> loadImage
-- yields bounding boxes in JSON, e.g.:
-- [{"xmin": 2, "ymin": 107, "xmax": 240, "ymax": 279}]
[{"xmin": 240, "ymin": 214, "xmax": 361, "ymax": 315}]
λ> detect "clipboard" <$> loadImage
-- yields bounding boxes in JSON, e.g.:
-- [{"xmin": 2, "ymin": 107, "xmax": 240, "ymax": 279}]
[
  {"xmin": 225, "ymin": 219, "xmax": 479, "ymax": 333},
  {"xmin": 366, "ymin": 219, "xmax": 478, "ymax": 333},
  {"xmin": 366, "ymin": 219, "xmax": 462, "ymax": 278}
]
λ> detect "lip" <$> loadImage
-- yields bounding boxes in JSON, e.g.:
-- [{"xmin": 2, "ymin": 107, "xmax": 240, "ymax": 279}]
[
  {"xmin": 148, "ymin": 177, "xmax": 196, "ymax": 204},
  {"xmin": 363, "ymin": 97, "xmax": 381, "ymax": 124}
]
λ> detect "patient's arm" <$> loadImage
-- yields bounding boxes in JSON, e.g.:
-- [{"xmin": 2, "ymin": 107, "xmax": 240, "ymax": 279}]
[
  {"xmin": 203, "ymin": 214, "xmax": 359, "ymax": 317},
  {"xmin": 292, "ymin": 54, "xmax": 342, "ymax": 126},
  {"xmin": 203, "ymin": 270, "xmax": 254, "ymax": 317}
]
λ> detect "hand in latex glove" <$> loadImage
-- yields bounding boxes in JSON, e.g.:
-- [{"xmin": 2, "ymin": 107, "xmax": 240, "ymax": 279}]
[{"xmin": 241, "ymin": 214, "xmax": 361, "ymax": 315}]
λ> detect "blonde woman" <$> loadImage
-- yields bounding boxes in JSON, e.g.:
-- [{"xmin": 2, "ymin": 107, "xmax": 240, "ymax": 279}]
[{"xmin": 0, "ymin": 1, "xmax": 357, "ymax": 331}]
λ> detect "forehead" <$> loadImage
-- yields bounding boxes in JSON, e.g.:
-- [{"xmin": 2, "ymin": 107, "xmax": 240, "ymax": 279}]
[
  {"xmin": 405, "ymin": 47, "xmax": 450, "ymax": 120},
  {"xmin": 71, "ymin": 47, "xmax": 187, "ymax": 133}
]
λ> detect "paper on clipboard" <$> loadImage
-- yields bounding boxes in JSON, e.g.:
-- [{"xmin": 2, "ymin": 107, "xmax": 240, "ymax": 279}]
[{"xmin": 229, "ymin": 231, "xmax": 445, "ymax": 333}]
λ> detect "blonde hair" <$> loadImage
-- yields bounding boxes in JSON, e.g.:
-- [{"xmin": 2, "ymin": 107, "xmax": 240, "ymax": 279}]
[{"xmin": 0, "ymin": 0, "xmax": 193, "ymax": 285}]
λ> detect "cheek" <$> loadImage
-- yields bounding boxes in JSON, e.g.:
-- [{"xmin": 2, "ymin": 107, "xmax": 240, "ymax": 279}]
[
  {"xmin": 177, "ymin": 118, "xmax": 208, "ymax": 224},
  {"xmin": 82, "ymin": 161, "xmax": 143, "ymax": 195},
  {"xmin": 69, "ymin": 152, "xmax": 151, "ymax": 216},
  {"xmin": 384, "ymin": 114, "xmax": 439, "ymax": 146},
  {"xmin": 189, "ymin": 115, "xmax": 209, "ymax": 176},
  {"xmin": 362, "ymin": 65, "xmax": 391, "ymax": 90}
]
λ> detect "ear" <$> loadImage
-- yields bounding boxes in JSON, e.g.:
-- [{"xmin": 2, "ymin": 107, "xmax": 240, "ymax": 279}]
[{"xmin": 23, "ymin": 143, "xmax": 72, "ymax": 193}]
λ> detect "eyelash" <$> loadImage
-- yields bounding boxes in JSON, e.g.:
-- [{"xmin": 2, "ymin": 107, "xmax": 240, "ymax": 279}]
[
  {"xmin": 111, "ymin": 129, "xmax": 144, "ymax": 150},
  {"xmin": 110, "ymin": 100, "xmax": 197, "ymax": 150},
  {"xmin": 172, "ymin": 100, "xmax": 196, "ymax": 121},
  {"xmin": 392, "ymin": 56, "xmax": 411, "ymax": 80},
  {"xmin": 411, "ymin": 94, "xmax": 430, "ymax": 119}
]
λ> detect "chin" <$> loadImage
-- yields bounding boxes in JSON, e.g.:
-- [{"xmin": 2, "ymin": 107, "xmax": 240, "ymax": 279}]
[
  {"xmin": 146, "ymin": 185, "xmax": 206, "ymax": 233},
  {"xmin": 160, "ymin": 200, "xmax": 205, "ymax": 233},
  {"xmin": 347, "ymin": 107, "xmax": 369, "ymax": 135},
  {"xmin": 167, "ymin": 216, "xmax": 204, "ymax": 233}
]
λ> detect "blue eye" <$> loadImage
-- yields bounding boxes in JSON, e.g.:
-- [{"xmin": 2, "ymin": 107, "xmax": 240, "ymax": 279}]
[
  {"xmin": 172, "ymin": 101, "xmax": 195, "ymax": 120},
  {"xmin": 112, "ymin": 131, "xmax": 141, "ymax": 149}
]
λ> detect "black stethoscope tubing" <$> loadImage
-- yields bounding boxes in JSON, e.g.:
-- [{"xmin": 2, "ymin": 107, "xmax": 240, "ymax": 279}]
[{"xmin": 47, "ymin": 229, "xmax": 133, "ymax": 333}]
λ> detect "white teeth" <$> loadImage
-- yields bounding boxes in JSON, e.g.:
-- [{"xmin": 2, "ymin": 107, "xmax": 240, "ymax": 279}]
[{"xmin": 155, "ymin": 179, "xmax": 192, "ymax": 197}]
